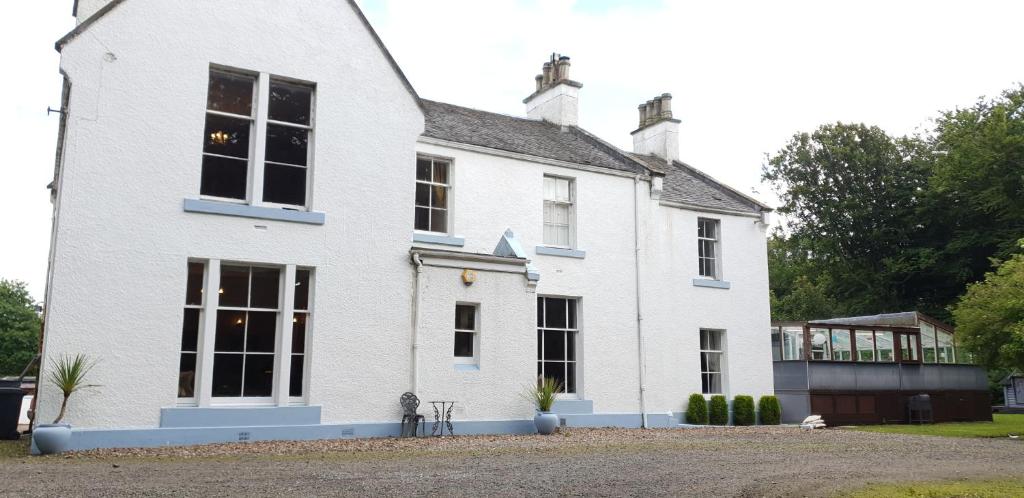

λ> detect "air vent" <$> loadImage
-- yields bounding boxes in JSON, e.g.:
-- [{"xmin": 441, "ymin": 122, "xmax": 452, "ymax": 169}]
[
  {"xmin": 237, "ymin": 431, "xmax": 251, "ymax": 442},
  {"xmin": 341, "ymin": 427, "xmax": 355, "ymax": 436},
  {"xmin": 559, "ymin": 418, "xmax": 567, "ymax": 427}
]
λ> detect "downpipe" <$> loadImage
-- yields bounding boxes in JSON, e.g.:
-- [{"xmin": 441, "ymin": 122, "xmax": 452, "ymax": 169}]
[
  {"xmin": 411, "ymin": 252, "xmax": 424, "ymax": 395},
  {"xmin": 634, "ymin": 175, "xmax": 649, "ymax": 429}
]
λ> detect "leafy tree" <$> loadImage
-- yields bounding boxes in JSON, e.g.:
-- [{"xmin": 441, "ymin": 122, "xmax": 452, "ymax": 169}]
[
  {"xmin": 951, "ymin": 243, "xmax": 1024, "ymax": 372},
  {"xmin": 0, "ymin": 279, "xmax": 41, "ymax": 376}
]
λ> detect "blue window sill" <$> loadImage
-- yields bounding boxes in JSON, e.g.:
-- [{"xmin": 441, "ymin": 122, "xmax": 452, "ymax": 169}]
[
  {"xmin": 454, "ymin": 364, "xmax": 479, "ymax": 372},
  {"xmin": 534, "ymin": 246, "xmax": 586, "ymax": 259},
  {"xmin": 183, "ymin": 199, "xmax": 325, "ymax": 225},
  {"xmin": 692, "ymin": 278, "xmax": 731, "ymax": 289},
  {"xmin": 413, "ymin": 232, "xmax": 465, "ymax": 247}
]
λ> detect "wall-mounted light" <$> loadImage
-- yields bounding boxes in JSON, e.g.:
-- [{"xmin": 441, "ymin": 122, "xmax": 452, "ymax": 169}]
[{"xmin": 461, "ymin": 269, "xmax": 477, "ymax": 286}]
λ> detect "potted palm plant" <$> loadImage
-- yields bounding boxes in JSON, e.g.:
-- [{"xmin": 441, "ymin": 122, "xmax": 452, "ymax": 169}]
[
  {"xmin": 528, "ymin": 376, "xmax": 562, "ymax": 435},
  {"xmin": 33, "ymin": 354, "xmax": 97, "ymax": 455}
]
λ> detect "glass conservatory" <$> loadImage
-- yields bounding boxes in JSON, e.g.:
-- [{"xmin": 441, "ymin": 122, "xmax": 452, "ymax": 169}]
[{"xmin": 770, "ymin": 312, "xmax": 990, "ymax": 425}]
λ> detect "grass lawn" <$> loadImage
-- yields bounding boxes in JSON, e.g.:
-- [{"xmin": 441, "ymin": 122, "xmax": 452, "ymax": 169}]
[
  {"xmin": 843, "ymin": 479, "xmax": 1024, "ymax": 498},
  {"xmin": 0, "ymin": 436, "xmax": 29, "ymax": 459},
  {"xmin": 852, "ymin": 414, "xmax": 1024, "ymax": 438}
]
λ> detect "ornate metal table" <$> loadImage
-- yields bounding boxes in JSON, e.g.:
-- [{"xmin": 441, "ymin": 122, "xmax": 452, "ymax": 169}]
[{"xmin": 428, "ymin": 400, "xmax": 455, "ymax": 436}]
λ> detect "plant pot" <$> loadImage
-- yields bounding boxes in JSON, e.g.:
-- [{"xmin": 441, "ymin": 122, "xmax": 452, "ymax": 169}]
[
  {"xmin": 33, "ymin": 424, "xmax": 72, "ymax": 455},
  {"xmin": 534, "ymin": 412, "xmax": 559, "ymax": 435}
]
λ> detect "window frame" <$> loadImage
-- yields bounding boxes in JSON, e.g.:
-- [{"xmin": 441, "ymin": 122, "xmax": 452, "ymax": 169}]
[
  {"xmin": 542, "ymin": 175, "xmax": 577, "ymax": 249},
  {"xmin": 453, "ymin": 303, "xmax": 479, "ymax": 365},
  {"xmin": 200, "ymin": 66, "xmax": 316, "ymax": 211},
  {"xmin": 697, "ymin": 218, "xmax": 721, "ymax": 280},
  {"xmin": 699, "ymin": 329, "xmax": 726, "ymax": 395},
  {"xmin": 414, "ymin": 155, "xmax": 453, "ymax": 235}
]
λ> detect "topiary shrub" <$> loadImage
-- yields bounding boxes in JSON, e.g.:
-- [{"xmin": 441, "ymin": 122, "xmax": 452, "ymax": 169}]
[
  {"xmin": 685, "ymin": 393, "xmax": 708, "ymax": 425},
  {"xmin": 733, "ymin": 395, "xmax": 755, "ymax": 426},
  {"xmin": 758, "ymin": 395, "xmax": 782, "ymax": 425},
  {"xmin": 708, "ymin": 395, "xmax": 728, "ymax": 425}
]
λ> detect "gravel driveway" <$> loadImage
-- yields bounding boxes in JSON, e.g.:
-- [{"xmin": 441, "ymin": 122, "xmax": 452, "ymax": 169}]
[{"xmin": 3, "ymin": 427, "xmax": 1022, "ymax": 497}]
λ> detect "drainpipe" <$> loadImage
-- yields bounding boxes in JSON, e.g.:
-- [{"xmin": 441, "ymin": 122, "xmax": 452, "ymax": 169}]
[
  {"xmin": 633, "ymin": 175, "xmax": 649, "ymax": 428},
  {"xmin": 411, "ymin": 252, "xmax": 424, "ymax": 395}
]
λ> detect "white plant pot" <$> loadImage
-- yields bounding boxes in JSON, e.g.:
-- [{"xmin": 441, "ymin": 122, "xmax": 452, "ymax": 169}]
[{"xmin": 33, "ymin": 424, "xmax": 72, "ymax": 455}]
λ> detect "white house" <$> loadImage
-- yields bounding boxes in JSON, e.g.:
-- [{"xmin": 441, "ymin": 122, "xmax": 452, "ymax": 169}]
[{"xmin": 36, "ymin": 0, "xmax": 774, "ymax": 451}]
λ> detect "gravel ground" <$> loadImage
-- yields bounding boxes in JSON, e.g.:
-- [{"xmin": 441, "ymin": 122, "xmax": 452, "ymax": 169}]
[{"xmin": 2, "ymin": 427, "xmax": 1022, "ymax": 497}]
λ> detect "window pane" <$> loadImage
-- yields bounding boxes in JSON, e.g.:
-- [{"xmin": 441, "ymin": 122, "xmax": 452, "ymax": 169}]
[
  {"xmin": 542, "ymin": 361, "xmax": 567, "ymax": 392},
  {"xmin": 698, "ymin": 220, "xmax": 706, "ymax": 239},
  {"xmin": 207, "ymin": 71, "xmax": 253, "ymax": 116},
  {"xmin": 937, "ymin": 330, "xmax": 954, "ymax": 364},
  {"xmin": 704, "ymin": 352, "xmax": 722, "ymax": 373},
  {"xmin": 178, "ymin": 353, "xmax": 196, "ymax": 398},
  {"xmin": 566, "ymin": 362, "xmax": 576, "ymax": 393},
  {"xmin": 246, "ymin": 311, "xmax": 277, "ymax": 353},
  {"xmin": 875, "ymin": 331, "xmax": 894, "ymax": 362},
  {"xmin": 414, "ymin": 207, "xmax": 430, "ymax": 231},
  {"xmin": 265, "ymin": 125, "xmax": 308, "ymax": 166},
  {"xmin": 707, "ymin": 330, "xmax": 722, "ymax": 351},
  {"xmin": 537, "ymin": 330, "xmax": 543, "ymax": 360},
  {"xmin": 567, "ymin": 300, "xmax": 577, "ymax": 329},
  {"xmin": 454, "ymin": 331, "xmax": 474, "ymax": 357},
  {"xmin": 292, "ymin": 313, "xmax": 306, "ymax": 354},
  {"xmin": 782, "ymin": 327, "xmax": 805, "ymax": 360},
  {"xmin": 856, "ymin": 331, "xmax": 875, "ymax": 361},
  {"xmin": 294, "ymin": 269, "xmax": 311, "ymax": 311},
  {"xmin": 416, "ymin": 158, "xmax": 431, "ymax": 181},
  {"xmin": 263, "ymin": 163, "xmax": 307, "ymax": 206},
  {"xmin": 203, "ymin": 114, "xmax": 251, "ymax": 158},
  {"xmin": 429, "ymin": 208, "xmax": 447, "ymax": 233},
  {"xmin": 771, "ymin": 327, "xmax": 782, "ymax": 362},
  {"xmin": 555, "ymin": 178, "xmax": 570, "ymax": 202},
  {"xmin": 181, "ymin": 308, "xmax": 200, "ymax": 352},
  {"xmin": 455, "ymin": 305, "xmax": 475, "ymax": 330},
  {"xmin": 432, "ymin": 161, "xmax": 448, "ymax": 184},
  {"xmin": 831, "ymin": 329, "xmax": 852, "ymax": 361},
  {"xmin": 543, "ymin": 177, "xmax": 556, "ymax": 200},
  {"xmin": 214, "ymin": 310, "xmax": 246, "ymax": 352},
  {"xmin": 810, "ymin": 328, "xmax": 831, "ymax": 360},
  {"xmin": 243, "ymin": 354, "xmax": 275, "ymax": 397},
  {"xmin": 705, "ymin": 373, "xmax": 721, "ymax": 394},
  {"xmin": 212, "ymin": 353, "xmax": 243, "ymax": 397},
  {"xmin": 920, "ymin": 322, "xmax": 937, "ymax": 363},
  {"xmin": 268, "ymin": 80, "xmax": 312, "ymax": 125},
  {"xmin": 289, "ymin": 355, "xmax": 304, "ymax": 397},
  {"xmin": 543, "ymin": 298, "xmax": 567, "ymax": 328},
  {"xmin": 700, "ymin": 329, "xmax": 709, "ymax": 351},
  {"xmin": 543, "ymin": 330, "xmax": 565, "ymax": 361},
  {"xmin": 537, "ymin": 298, "xmax": 544, "ymax": 327},
  {"xmin": 219, "ymin": 265, "xmax": 250, "ymax": 307},
  {"xmin": 200, "ymin": 155, "xmax": 248, "ymax": 200},
  {"xmin": 431, "ymin": 184, "xmax": 447, "ymax": 209},
  {"xmin": 415, "ymin": 183, "xmax": 430, "ymax": 207},
  {"xmin": 566, "ymin": 331, "xmax": 576, "ymax": 361},
  {"xmin": 186, "ymin": 263, "xmax": 204, "ymax": 305},
  {"xmin": 250, "ymin": 267, "xmax": 280, "ymax": 309}
]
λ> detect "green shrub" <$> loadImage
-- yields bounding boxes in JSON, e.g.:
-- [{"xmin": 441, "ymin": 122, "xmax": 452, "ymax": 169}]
[
  {"xmin": 685, "ymin": 393, "xmax": 708, "ymax": 425},
  {"xmin": 758, "ymin": 395, "xmax": 782, "ymax": 425},
  {"xmin": 708, "ymin": 395, "xmax": 728, "ymax": 425},
  {"xmin": 733, "ymin": 395, "xmax": 755, "ymax": 426}
]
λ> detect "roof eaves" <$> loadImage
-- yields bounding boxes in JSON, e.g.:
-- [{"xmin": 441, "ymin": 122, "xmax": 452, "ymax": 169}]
[{"xmin": 55, "ymin": 0, "xmax": 128, "ymax": 52}]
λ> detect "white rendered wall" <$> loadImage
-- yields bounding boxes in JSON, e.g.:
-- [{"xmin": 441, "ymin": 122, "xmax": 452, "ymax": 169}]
[
  {"xmin": 75, "ymin": 0, "xmax": 109, "ymax": 22},
  {"xmin": 39, "ymin": 0, "xmax": 424, "ymax": 428},
  {"xmin": 632, "ymin": 121, "xmax": 680, "ymax": 162}
]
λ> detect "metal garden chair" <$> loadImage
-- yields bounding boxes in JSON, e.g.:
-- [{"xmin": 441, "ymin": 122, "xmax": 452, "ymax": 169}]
[{"xmin": 400, "ymin": 392, "xmax": 425, "ymax": 437}]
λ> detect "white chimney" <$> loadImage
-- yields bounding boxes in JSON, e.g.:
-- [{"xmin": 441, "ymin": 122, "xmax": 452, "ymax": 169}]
[
  {"xmin": 74, "ymin": 0, "xmax": 111, "ymax": 23},
  {"xmin": 631, "ymin": 93, "xmax": 680, "ymax": 162},
  {"xmin": 524, "ymin": 53, "xmax": 582, "ymax": 127}
]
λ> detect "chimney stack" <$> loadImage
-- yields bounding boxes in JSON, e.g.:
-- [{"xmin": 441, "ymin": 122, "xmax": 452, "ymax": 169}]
[
  {"xmin": 631, "ymin": 93, "xmax": 680, "ymax": 162},
  {"xmin": 524, "ymin": 53, "xmax": 583, "ymax": 127}
]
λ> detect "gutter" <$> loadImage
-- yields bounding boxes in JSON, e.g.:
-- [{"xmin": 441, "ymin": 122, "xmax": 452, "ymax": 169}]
[
  {"xmin": 410, "ymin": 252, "xmax": 424, "ymax": 395},
  {"xmin": 633, "ymin": 175, "xmax": 649, "ymax": 428}
]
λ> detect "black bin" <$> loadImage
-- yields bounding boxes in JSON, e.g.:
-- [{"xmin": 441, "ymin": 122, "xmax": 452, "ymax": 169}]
[{"xmin": 0, "ymin": 386, "xmax": 26, "ymax": 440}]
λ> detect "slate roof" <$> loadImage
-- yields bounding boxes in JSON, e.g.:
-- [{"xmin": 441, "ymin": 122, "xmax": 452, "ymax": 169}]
[
  {"xmin": 422, "ymin": 100, "xmax": 644, "ymax": 174},
  {"xmin": 631, "ymin": 154, "xmax": 767, "ymax": 213},
  {"xmin": 809, "ymin": 312, "xmax": 921, "ymax": 328}
]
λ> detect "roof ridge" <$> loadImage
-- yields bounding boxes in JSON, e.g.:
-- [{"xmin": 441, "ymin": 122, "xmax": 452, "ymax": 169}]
[{"xmin": 421, "ymin": 98, "xmax": 560, "ymax": 128}]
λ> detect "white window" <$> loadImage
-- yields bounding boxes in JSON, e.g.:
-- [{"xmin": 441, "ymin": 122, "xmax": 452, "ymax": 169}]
[
  {"xmin": 543, "ymin": 176, "xmax": 574, "ymax": 248},
  {"xmin": 415, "ymin": 157, "xmax": 450, "ymax": 233},
  {"xmin": 697, "ymin": 218, "xmax": 720, "ymax": 279},
  {"xmin": 537, "ymin": 297, "xmax": 578, "ymax": 394},
  {"xmin": 200, "ymin": 68, "xmax": 315, "ymax": 208},
  {"xmin": 177, "ymin": 261, "xmax": 312, "ymax": 405},
  {"xmin": 454, "ymin": 304, "xmax": 479, "ymax": 364},
  {"xmin": 699, "ymin": 329, "xmax": 725, "ymax": 394}
]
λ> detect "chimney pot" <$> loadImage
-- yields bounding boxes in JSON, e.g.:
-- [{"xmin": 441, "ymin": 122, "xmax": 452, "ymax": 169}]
[
  {"xmin": 660, "ymin": 93, "xmax": 673, "ymax": 119},
  {"xmin": 645, "ymin": 100, "xmax": 656, "ymax": 126},
  {"xmin": 542, "ymin": 63, "xmax": 553, "ymax": 85},
  {"xmin": 555, "ymin": 58, "xmax": 571, "ymax": 82},
  {"xmin": 638, "ymin": 104, "xmax": 647, "ymax": 128},
  {"xmin": 535, "ymin": 75, "xmax": 543, "ymax": 92}
]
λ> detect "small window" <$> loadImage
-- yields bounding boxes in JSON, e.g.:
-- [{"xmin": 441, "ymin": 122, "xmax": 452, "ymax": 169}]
[
  {"xmin": 291, "ymin": 269, "xmax": 312, "ymax": 397},
  {"xmin": 936, "ymin": 328, "xmax": 955, "ymax": 364},
  {"xmin": 782, "ymin": 327, "xmax": 805, "ymax": 360},
  {"xmin": 699, "ymin": 329, "xmax": 725, "ymax": 394},
  {"xmin": 810, "ymin": 328, "xmax": 831, "ymax": 360},
  {"xmin": 855, "ymin": 330, "xmax": 875, "ymax": 361},
  {"xmin": 697, "ymin": 219, "xmax": 720, "ymax": 279},
  {"xmin": 178, "ymin": 262, "xmax": 205, "ymax": 399},
  {"xmin": 200, "ymin": 68, "xmax": 315, "ymax": 208},
  {"xmin": 875, "ymin": 331, "xmax": 895, "ymax": 362},
  {"xmin": 537, "ymin": 297, "xmax": 578, "ymax": 393},
  {"xmin": 543, "ymin": 176, "xmax": 574, "ymax": 248},
  {"xmin": 831, "ymin": 329, "xmax": 852, "ymax": 361},
  {"xmin": 920, "ymin": 322, "xmax": 937, "ymax": 363},
  {"xmin": 454, "ymin": 304, "xmax": 478, "ymax": 363},
  {"xmin": 415, "ymin": 157, "xmax": 450, "ymax": 233}
]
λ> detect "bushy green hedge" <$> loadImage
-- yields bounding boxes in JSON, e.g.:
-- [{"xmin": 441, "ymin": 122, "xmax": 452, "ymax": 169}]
[
  {"xmin": 758, "ymin": 395, "xmax": 782, "ymax": 425},
  {"xmin": 733, "ymin": 395, "xmax": 755, "ymax": 426},
  {"xmin": 685, "ymin": 393, "xmax": 708, "ymax": 425},
  {"xmin": 708, "ymin": 395, "xmax": 728, "ymax": 425}
]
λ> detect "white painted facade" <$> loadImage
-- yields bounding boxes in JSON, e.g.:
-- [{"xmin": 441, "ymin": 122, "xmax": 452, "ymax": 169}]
[{"xmin": 37, "ymin": 0, "xmax": 773, "ymax": 449}]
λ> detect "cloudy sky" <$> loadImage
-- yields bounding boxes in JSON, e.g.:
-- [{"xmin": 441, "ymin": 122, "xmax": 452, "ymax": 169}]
[{"xmin": 1, "ymin": 0, "xmax": 1021, "ymax": 299}]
